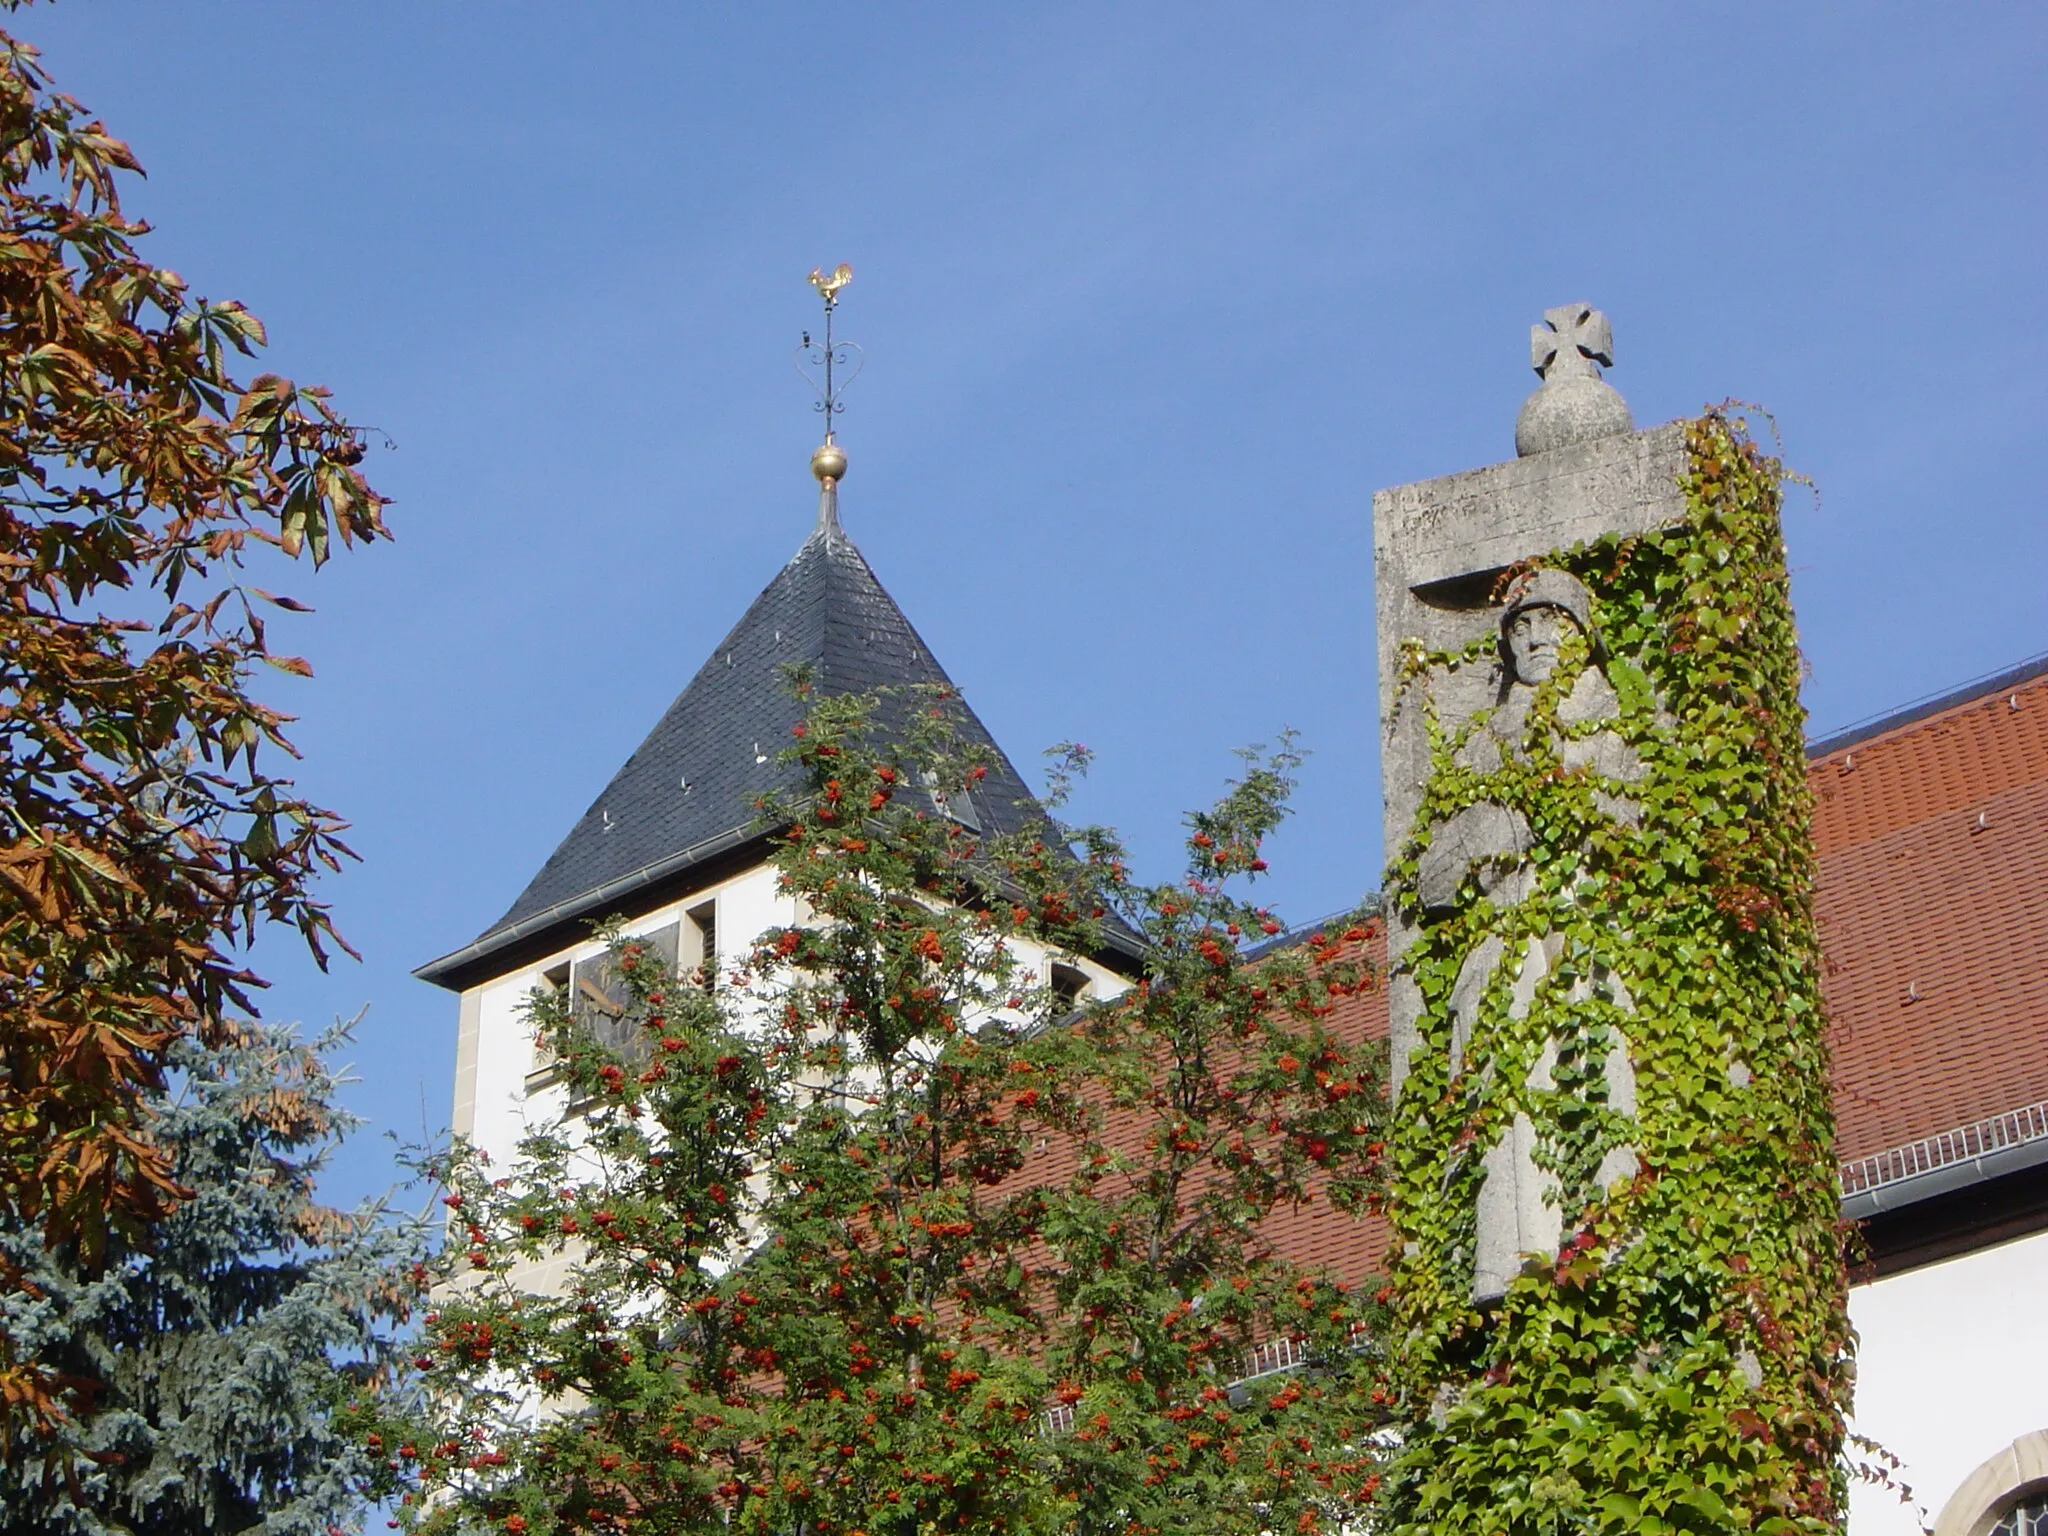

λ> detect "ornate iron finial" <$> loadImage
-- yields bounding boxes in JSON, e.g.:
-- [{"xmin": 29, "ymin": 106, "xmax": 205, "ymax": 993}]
[
  {"xmin": 796, "ymin": 264, "xmax": 862, "ymax": 529},
  {"xmin": 796, "ymin": 265, "xmax": 862, "ymax": 444},
  {"xmin": 1514, "ymin": 302, "xmax": 1631, "ymax": 457}
]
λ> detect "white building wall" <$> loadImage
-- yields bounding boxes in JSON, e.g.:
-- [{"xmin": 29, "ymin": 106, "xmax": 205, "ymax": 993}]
[
  {"xmin": 1848, "ymin": 1227, "xmax": 2048, "ymax": 1536},
  {"xmin": 457, "ymin": 861, "xmax": 795, "ymax": 1171},
  {"xmin": 453, "ymin": 857, "xmax": 1130, "ymax": 1175}
]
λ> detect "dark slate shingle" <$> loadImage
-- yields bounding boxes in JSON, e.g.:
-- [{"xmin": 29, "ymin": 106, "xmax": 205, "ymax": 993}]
[{"xmin": 454, "ymin": 520, "xmax": 1047, "ymax": 959}]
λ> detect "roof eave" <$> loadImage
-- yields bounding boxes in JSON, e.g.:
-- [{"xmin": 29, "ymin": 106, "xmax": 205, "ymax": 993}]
[
  {"xmin": 1807, "ymin": 650, "xmax": 2048, "ymax": 760},
  {"xmin": 415, "ymin": 822, "xmax": 1154, "ymax": 991},
  {"xmin": 1842, "ymin": 1132, "xmax": 2048, "ymax": 1223},
  {"xmin": 1845, "ymin": 1132, "xmax": 2048, "ymax": 1280},
  {"xmin": 414, "ymin": 823, "xmax": 770, "ymax": 991}
]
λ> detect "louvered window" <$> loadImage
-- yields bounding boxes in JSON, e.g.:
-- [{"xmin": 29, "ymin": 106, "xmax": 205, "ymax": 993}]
[
  {"xmin": 923, "ymin": 770, "xmax": 982, "ymax": 832},
  {"xmin": 570, "ymin": 923, "xmax": 680, "ymax": 1064},
  {"xmin": 686, "ymin": 900, "xmax": 717, "ymax": 988},
  {"xmin": 1050, "ymin": 961, "xmax": 1091, "ymax": 1013},
  {"xmin": 526, "ymin": 901, "xmax": 721, "ymax": 1096}
]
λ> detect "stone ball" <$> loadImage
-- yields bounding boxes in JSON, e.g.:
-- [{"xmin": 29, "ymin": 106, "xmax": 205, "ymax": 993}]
[{"xmin": 1514, "ymin": 376, "xmax": 1634, "ymax": 457}]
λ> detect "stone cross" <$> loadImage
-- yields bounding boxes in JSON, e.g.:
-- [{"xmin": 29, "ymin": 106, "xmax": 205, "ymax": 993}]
[
  {"xmin": 1517, "ymin": 303, "xmax": 1628, "ymax": 456},
  {"xmin": 1530, "ymin": 303, "xmax": 1613, "ymax": 383}
]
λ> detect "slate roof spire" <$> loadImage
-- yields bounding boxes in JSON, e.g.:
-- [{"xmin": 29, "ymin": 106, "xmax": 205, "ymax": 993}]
[
  {"xmin": 416, "ymin": 493, "xmax": 1057, "ymax": 990},
  {"xmin": 415, "ymin": 270, "xmax": 1070, "ymax": 989}
]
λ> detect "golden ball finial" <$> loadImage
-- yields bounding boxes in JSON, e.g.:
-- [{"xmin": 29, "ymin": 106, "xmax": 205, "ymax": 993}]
[{"xmin": 810, "ymin": 439, "xmax": 848, "ymax": 484}]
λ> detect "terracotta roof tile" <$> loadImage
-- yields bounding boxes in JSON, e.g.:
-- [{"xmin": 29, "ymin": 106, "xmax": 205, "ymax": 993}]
[
  {"xmin": 1810, "ymin": 666, "xmax": 2048, "ymax": 854},
  {"xmin": 1813, "ymin": 668, "xmax": 2048, "ymax": 1164},
  {"xmin": 806, "ymin": 666, "xmax": 2048, "ymax": 1306},
  {"xmin": 994, "ymin": 936, "xmax": 1397, "ymax": 1296}
]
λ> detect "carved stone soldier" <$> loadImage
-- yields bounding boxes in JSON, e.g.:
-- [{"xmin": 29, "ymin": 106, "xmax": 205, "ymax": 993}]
[
  {"xmin": 1416, "ymin": 569, "xmax": 1641, "ymax": 915},
  {"xmin": 1412, "ymin": 567, "xmax": 1644, "ymax": 1300}
]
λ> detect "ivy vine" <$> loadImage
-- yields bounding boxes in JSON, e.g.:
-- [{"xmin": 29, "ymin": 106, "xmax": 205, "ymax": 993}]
[{"xmin": 1378, "ymin": 412, "xmax": 1851, "ymax": 1536}]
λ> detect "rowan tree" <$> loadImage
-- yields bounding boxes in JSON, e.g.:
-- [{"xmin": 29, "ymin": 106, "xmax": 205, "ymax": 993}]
[
  {"xmin": 0, "ymin": 8, "xmax": 387, "ymax": 1428},
  {"xmin": 373, "ymin": 685, "xmax": 1389, "ymax": 1536}
]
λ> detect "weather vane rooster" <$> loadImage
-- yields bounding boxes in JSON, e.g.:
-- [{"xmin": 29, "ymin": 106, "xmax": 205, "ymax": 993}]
[{"xmin": 807, "ymin": 262, "xmax": 853, "ymax": 310}]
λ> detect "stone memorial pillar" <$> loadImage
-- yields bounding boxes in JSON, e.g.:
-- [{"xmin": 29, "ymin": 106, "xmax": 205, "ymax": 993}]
[{"xmin": 1371, "ymin": 308, "xmax": 1851, "ymax": 1536}]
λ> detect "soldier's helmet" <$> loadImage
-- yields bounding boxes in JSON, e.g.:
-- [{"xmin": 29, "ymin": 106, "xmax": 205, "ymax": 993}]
[{"xmin": 1500, "ymin": 568, "xmax": 1594, "ymax": 634}]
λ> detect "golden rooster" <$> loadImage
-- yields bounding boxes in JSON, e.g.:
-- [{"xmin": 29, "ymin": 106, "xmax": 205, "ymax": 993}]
[{"xmin": 807, "ymin": 263, "xmax": 853, "ymax": 305}]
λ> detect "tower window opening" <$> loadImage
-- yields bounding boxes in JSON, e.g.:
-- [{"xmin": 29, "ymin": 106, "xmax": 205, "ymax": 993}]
[
  {"xmin": 923, "ymin": 769, "xmax": 983, "ymax": 832},
  {"xmin": 571, "ymin": 922, "xmax": 680, "ymax": 1067},
  {"xmin": 527, "ymin": 960, "xmax": 572, "ymax": 1084},
  {"xmin": 686, "ymin": 900, "xmax": 718, "ymax": 989},
  {"xmin": 1050, "ymin": 961, "xmax": 1091, "ymax": 1014}
]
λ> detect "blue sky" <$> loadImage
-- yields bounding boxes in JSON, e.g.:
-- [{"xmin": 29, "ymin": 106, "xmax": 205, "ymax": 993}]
[{"xmin": 23, "ymin": 3, "xmax": 2045, "ymax": 1206}]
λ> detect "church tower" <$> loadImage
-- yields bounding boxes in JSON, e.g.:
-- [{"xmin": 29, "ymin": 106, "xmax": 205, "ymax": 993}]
[{"xmin": 415, "ymin": 271, "xmax": 1135, "ymax": 1169}]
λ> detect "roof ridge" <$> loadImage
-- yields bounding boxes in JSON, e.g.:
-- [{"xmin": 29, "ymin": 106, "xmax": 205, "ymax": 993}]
[{"xmin": 1807, "ymin": 650, "xmax": 2048, "ymax": 759}]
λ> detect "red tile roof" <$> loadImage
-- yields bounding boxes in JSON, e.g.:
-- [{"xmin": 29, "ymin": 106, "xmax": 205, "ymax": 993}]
[
  {"xmin": 864, "ymin": 662, "xmax": 2045, "ymax": 1381},
  {"xmin": 1812, "ymin": 660, "xmax": 2048, "ymax": 1163}
]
